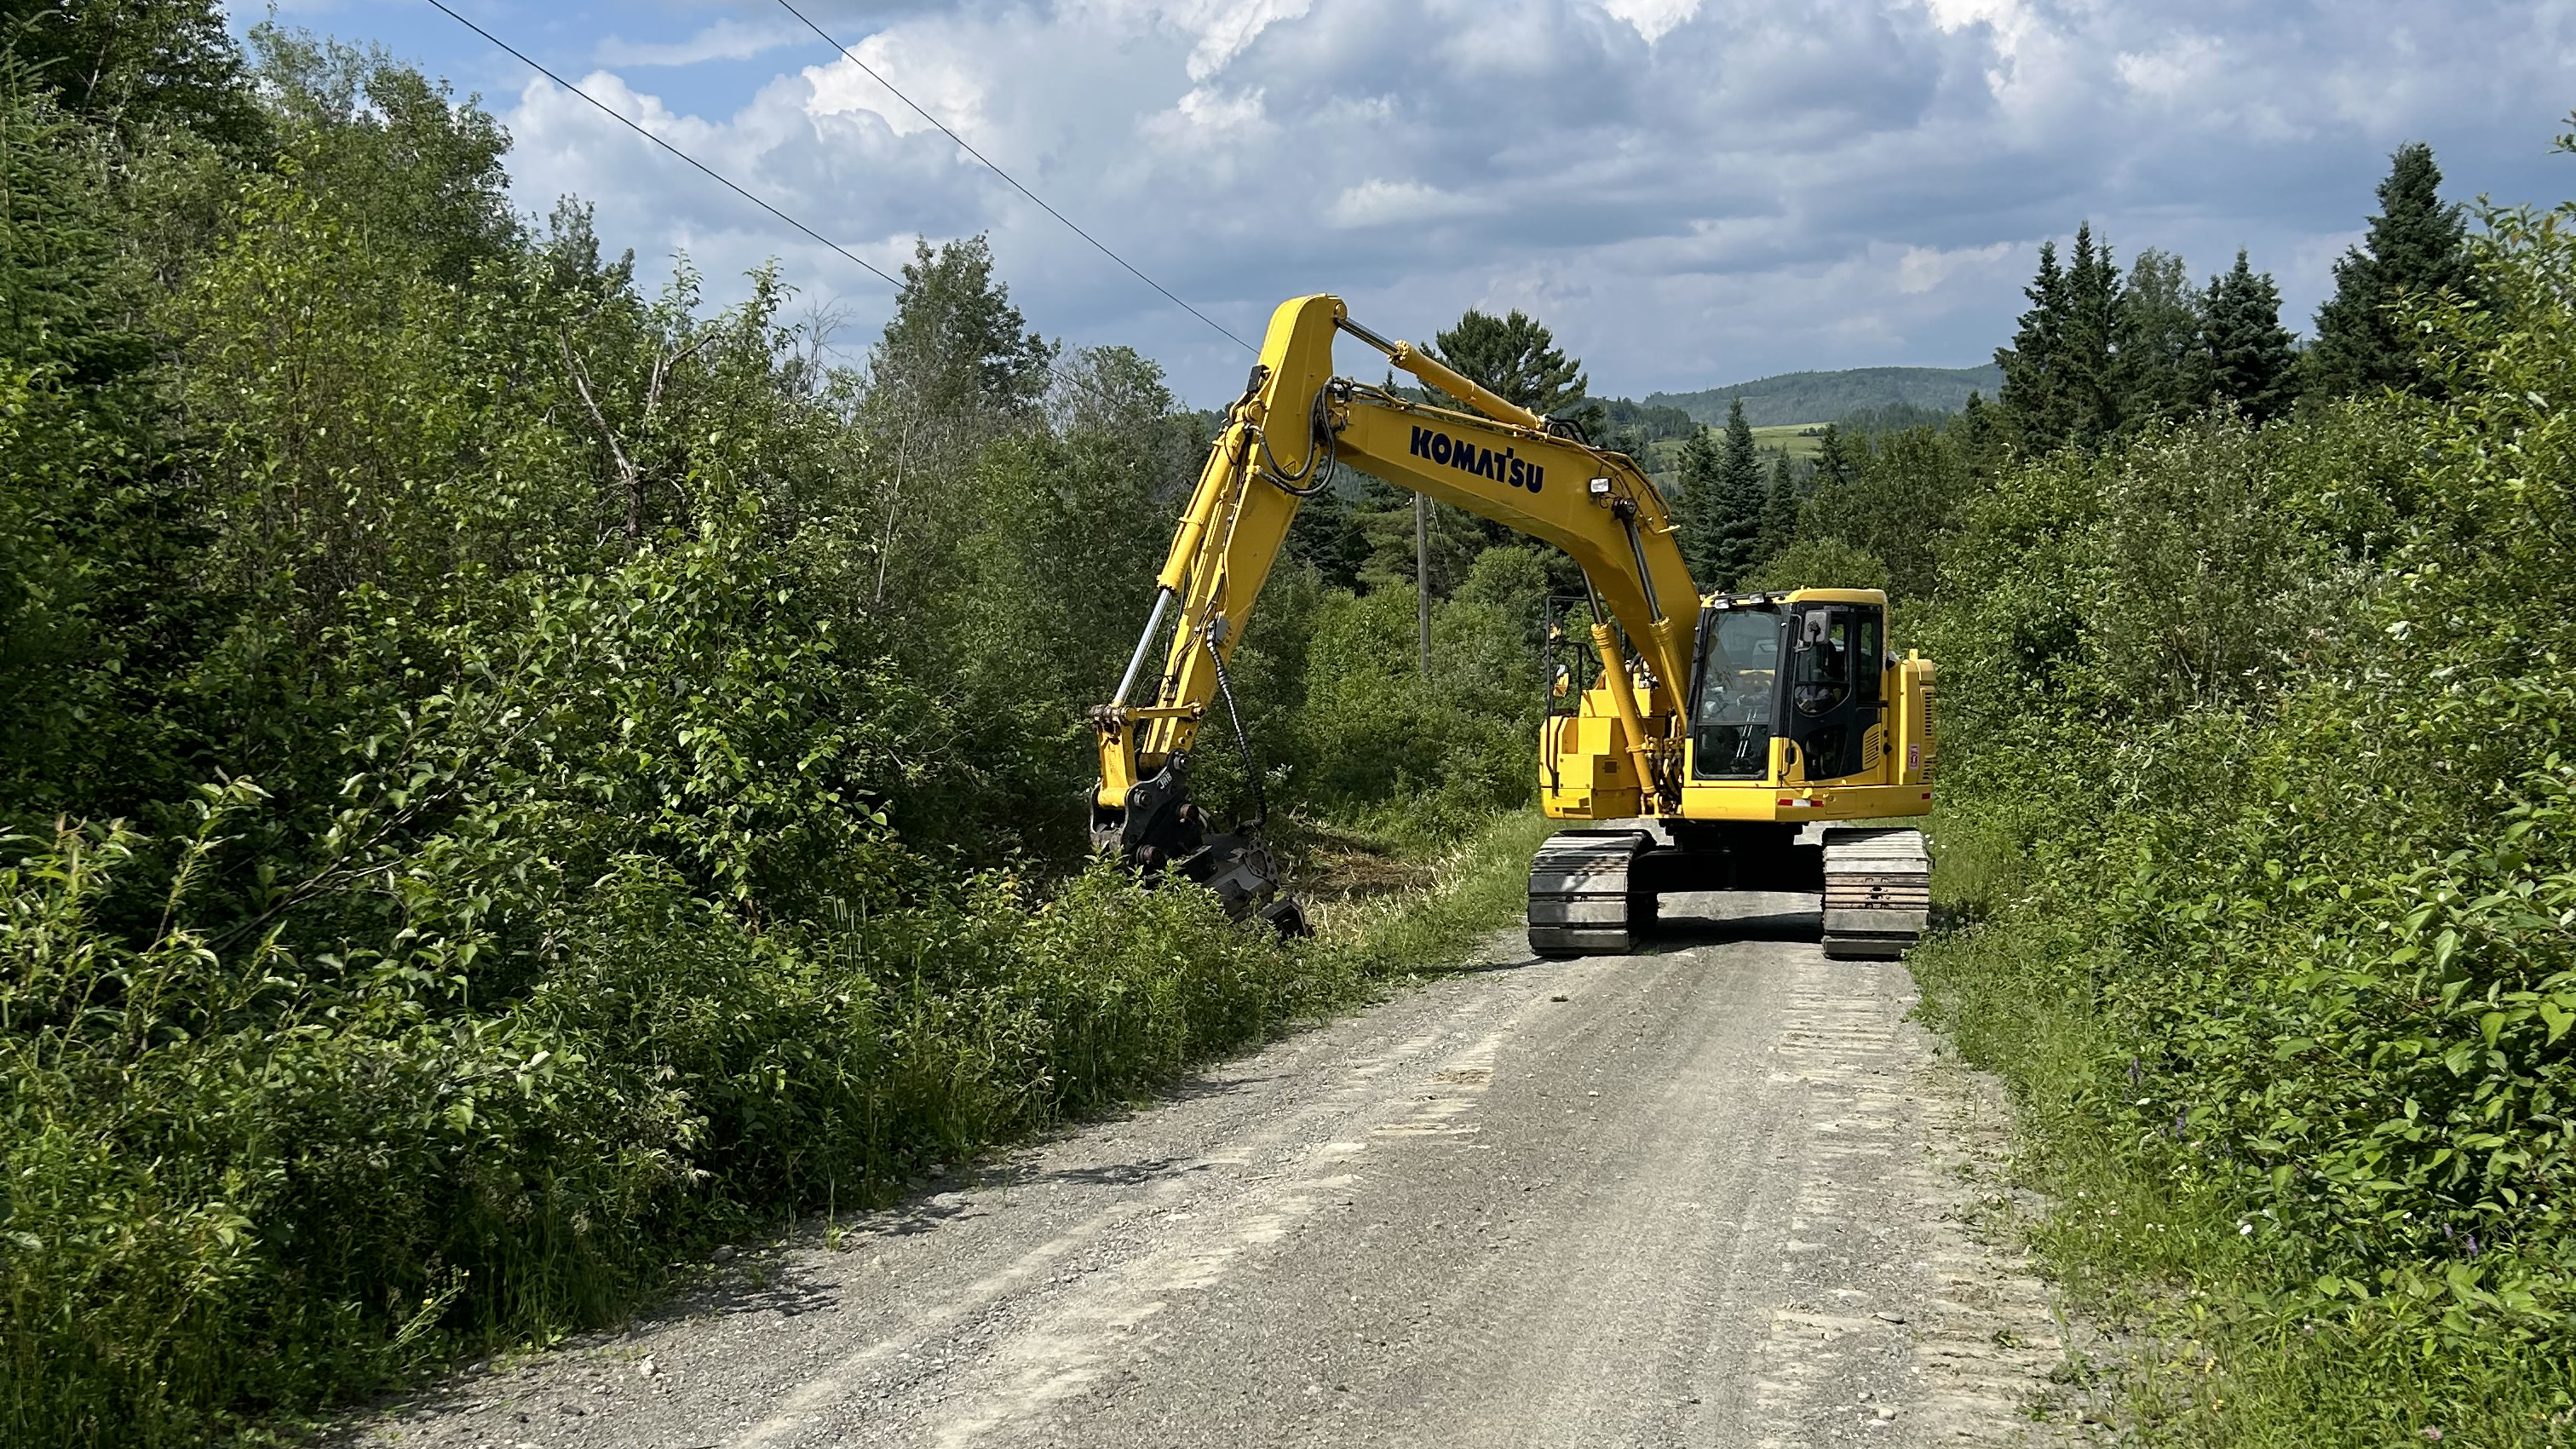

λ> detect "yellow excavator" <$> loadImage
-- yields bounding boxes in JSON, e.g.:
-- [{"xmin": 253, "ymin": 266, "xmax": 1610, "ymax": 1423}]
[{"xmin": 1091, "ymin": 295, "xmax": 1935, "ymax": 959}]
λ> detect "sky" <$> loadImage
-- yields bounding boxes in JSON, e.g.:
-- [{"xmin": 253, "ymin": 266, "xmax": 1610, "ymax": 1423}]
[{"xmin": 239, "ymin": 1, "xmax": 2576, "ymax": 406}]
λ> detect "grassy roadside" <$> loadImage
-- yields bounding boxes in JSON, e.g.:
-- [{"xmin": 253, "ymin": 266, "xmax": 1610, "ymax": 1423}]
[
  {"xmin": 1303, "ymin": 808, "xmax": 1555, "ymax": 979},
  {"xmin": 1908, "ymin": 812, "xmax": 2576, "ymax": 1448}
]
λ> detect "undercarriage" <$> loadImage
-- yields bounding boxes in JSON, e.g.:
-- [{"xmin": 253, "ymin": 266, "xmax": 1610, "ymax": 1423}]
[{"xmin": 1527, "ymin": 822, "xmax": 1930, "ymax": 959}]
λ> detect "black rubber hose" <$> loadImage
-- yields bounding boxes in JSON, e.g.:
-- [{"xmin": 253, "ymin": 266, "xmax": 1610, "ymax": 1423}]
[{"xmin": 1205, "ymin": 636, "xmax": 1266, "ymax": 831}]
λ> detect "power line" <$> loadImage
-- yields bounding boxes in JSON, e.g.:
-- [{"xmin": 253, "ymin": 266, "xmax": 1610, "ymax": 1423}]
[
  {"xmin": 421, "ymin": 0, "xmax": 901, "ymax": 290},
  {"xmin": 771, "ymin": 0, "xmax": 1256, "ymax": 354}
]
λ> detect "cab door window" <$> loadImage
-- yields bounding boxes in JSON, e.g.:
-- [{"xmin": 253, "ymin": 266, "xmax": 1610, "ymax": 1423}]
[
  {"xmin": 1786, "ymin": 602, "xmax": 1883, "ymax": 780},
  {"xmin": 1792, "ymin": 609, "xmax": 1852, "ymax": 717},
  {"xmin": 1688, "ymin": 607, "xmax": 1781, "ymax": 779},
  {"xmin": 1855, "ymin": 615, "xmax": 1882, "ymax": 706}
]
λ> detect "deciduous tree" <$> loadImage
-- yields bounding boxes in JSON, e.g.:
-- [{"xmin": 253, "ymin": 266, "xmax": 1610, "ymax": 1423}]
[{"xmin": 2114, "ymin": 248, "xmax": 2208, "ymax": 428}]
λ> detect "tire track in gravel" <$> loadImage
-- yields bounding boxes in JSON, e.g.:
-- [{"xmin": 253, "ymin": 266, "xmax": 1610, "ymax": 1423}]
[{"xmin": 342, "ymin": 890, "xmax": 2084, "ymax": 1449}]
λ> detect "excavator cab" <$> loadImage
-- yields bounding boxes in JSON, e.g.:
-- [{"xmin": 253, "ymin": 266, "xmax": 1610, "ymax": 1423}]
[{"xmin": 1685, "ymin": 595, "xmax": 1888, "ymax": 785}]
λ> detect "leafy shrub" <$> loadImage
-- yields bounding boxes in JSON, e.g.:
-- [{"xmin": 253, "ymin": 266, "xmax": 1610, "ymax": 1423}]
[
  {"xmin": 1913, "ymin": 192, "xmax": 2576, "ymax": 1437},
  {"xmin": 1742, "ymin": 536, "xmax": 1889, "ymax": 594}
]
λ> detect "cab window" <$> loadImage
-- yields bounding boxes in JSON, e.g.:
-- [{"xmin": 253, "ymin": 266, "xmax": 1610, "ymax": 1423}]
[
  {"xmin": 1688, "ymin": 607, "xmax": 1780, "ymax": 779},
  {"xmin": 1792, "ymin": 611, "xmax": 1851, "ymax": 716}
]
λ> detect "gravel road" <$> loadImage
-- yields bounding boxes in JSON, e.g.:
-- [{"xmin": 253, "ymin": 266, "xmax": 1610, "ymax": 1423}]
[{"xmin": 349, "ymin": 890, "xmax": 2079, "ymax": 1449}]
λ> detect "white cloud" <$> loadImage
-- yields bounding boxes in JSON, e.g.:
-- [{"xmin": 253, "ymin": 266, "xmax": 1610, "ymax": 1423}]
[
  {"xmin": 478, "ymin": 0, "xmax": 2576, "ymax": 402},
  {"xmin": 1165, "ymin": 0, "xmax": 1317, "ymax": 83},
  {"xmin": 1600, "ymin": 0, "xmax": 1702, "ymax": 43},
  {"xmin": 803, "ymin": 32, "xmax": 989, "ymax": 141},
  {"xmin": 2115, "ymin": 33, "xmax": 2223, "ymax": 101},
  {"xmin": 1328, "ymin": 177, "xmax": 1492, "ymax": 227},
  {"xmin": 1141, "ymin": 85, "xmax": 1272, "ymax": 152},
  {"xmin": 595, "ymin": 19, "xmax": 804, "ymax": 68},
  {"xmin": 1895, "ymin": 241, "xmax": 2015, "ymax": 296}
]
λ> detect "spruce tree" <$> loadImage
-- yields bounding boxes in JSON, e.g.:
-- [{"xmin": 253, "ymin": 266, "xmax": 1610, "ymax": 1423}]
[
  {"xmin": 1811, "ymin": 423, "xmax": 1857, "ymax": 492},
  {"xmin": 1758, "ymin": 451, "xmax": 1800, "ymax": 565},
  {"xmin": 1676, "ymin": 424, "xmax": 1723, "ymax": 585},
  {"xmin": 2202, "ymin": 250, "xmax": 2297, "ymax": 422},
  {"xmin": 2061, "ymin": 222, "xmax": 2124, "ymax": 446},
  {"xmin": 1998, "ymin": 226, "xmax": 2124, "ymax": 450},
  {"xmin": 1708, "ymin": 398, "xmax": 1767, "ymax": 589},
  {"xmin": 1994, "ymin": 240, "xmax": 2068, "ymax": 447},
  {"xmin": 2305, "ymin": 142, "xmax": 2471, "ymax": 399},
  {"xmin": 1284, "ymin": 480, "xmax": 1369, "ymax": 590},
  {"xmin": 3, "ymin": 0, "xmax": 267, "ymax": 148},
  {"xmin": 1954, "ymin": 392, "xmax": 1998, "ymax": 476}
]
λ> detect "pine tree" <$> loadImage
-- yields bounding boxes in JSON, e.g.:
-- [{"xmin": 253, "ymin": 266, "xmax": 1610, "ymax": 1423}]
[
  {"xmin": 1707, "ymin": 398, "xmax": 1767, "ymax": 589},
  {"xmin": 1430, "ymin": 308, "xmax": 1590, "ymax": 417},
  {"xmin": 2202, "ymin": 250, "xmax": 2297, "ymax": 422},
  {"xmin": 1429, "ymin": 308, "xmax": 1596, "ymax": 557},
  {"xmin": 1676, "ymin": 424, "xmax": 1723, "ymax": 585},
  {"xmin": 1758, "ymin": 451, "xmax": 1799, "ymax": 565},
  {"xmin": 2305, "ymin": 142, "xmax": 2471, "ymax": 399}
]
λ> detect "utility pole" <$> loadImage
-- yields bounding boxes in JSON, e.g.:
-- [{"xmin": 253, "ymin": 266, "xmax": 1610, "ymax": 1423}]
[{"xmin": 1415, "ymin": 493, "xmax": 1433, "ymax": 679}]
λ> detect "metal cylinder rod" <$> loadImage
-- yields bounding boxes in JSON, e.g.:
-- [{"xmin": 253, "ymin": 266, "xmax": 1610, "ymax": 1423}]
[
  {"xmin": 1113, "ymin": 586, "xmax": 1175, "ymax": 705},
  {"xmin": 1333, "ymin": 315, "xmax": 1545, "ymax": 431}
]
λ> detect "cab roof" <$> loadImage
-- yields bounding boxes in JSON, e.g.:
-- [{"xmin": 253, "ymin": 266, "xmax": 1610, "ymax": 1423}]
[{"xmin": 1698, "ymin": 587, "xmax": 1888, "ymax": 609}]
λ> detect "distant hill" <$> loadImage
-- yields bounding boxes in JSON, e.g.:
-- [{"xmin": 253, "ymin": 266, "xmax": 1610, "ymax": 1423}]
[{"xmin": 1646, "ymin": 364, "xmax": 2004, "ymax": 428}]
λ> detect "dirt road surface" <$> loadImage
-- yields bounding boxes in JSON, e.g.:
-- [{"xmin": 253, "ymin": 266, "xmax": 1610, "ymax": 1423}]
[{"xmin": 350, "ymin": 891, "xmax": 2078, "ymax": 1449}]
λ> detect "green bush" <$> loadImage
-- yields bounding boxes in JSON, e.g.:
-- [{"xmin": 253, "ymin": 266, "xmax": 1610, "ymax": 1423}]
[
  {"xmin": 1912, "ymin": 194, "xmax": 2576, "ymax": 1440},
  {"xmin": 0, "ymin": 790, "xmax": 1393, "ymax": 1444}
]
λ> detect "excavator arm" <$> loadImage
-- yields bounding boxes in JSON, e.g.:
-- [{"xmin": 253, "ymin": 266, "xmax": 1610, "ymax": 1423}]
[{"xmin": 1090, "ymin": 294, "xmax": 1698, "ymax": 918}]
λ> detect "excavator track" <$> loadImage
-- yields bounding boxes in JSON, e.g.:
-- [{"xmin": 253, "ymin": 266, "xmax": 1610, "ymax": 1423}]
[
  {"xmin": 1527, "ymin": 829, "xmax": 1654, "ymax": 957},
  {"xmin": 1820, "ymin": 827, "xmax": 1932, "ymax": 959}
]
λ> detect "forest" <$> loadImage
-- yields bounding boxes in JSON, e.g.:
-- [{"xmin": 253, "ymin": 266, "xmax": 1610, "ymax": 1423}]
[{"xmin": 5, "ymin": 2, "xmax": 2575, "ymax": 1444}]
